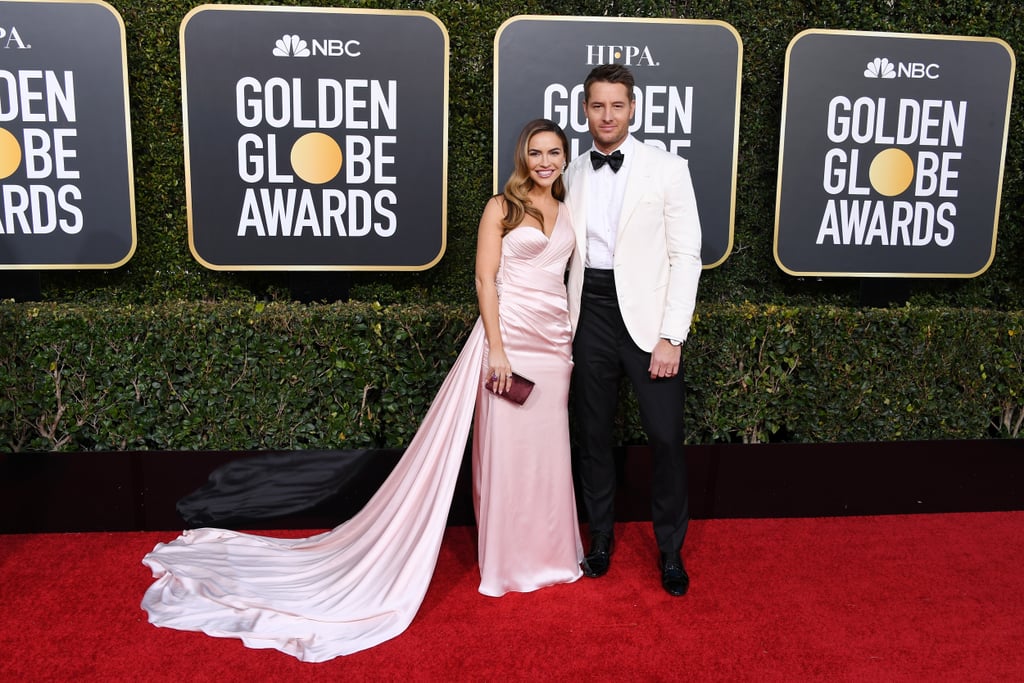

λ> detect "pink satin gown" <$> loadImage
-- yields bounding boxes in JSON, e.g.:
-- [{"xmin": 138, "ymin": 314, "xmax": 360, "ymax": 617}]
[
  {"xmin": 141, "ymin": 204, "xmax": 582, "ymax": 662},
  {"xmin": 474, "ymin": 205, "xmax": 583, "ymax": 596}
]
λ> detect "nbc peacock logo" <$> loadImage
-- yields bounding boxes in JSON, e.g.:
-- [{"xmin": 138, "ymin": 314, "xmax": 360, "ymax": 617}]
[
  {"xmin": 273, "ymin": 34, "xmax": 310, "ymax": 58},
  {"xmin": 864, "ymin": 57, "xmax": 897, "ymax": 79}
]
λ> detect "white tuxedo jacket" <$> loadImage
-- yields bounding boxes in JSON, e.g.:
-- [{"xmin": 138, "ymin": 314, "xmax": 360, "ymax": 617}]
[{"xmin": 565, "ymin": 140, "xmax": 702, "ymax": 352}]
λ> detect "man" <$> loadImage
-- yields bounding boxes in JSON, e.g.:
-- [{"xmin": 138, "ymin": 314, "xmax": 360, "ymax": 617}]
[{"xmin": 564, "ymin": 64, "xmax": 702, "ymax": 597}]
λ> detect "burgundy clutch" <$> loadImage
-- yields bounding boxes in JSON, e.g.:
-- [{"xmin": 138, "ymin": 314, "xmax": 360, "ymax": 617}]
[{"xmin": 484, "ymin": 372, "xmax": 535, "ymax": 405}]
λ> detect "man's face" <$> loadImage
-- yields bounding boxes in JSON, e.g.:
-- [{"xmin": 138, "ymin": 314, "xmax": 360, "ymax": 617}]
[{"xmin": 584, "ymin": 81, "xmax": 635, "ymax": 154}]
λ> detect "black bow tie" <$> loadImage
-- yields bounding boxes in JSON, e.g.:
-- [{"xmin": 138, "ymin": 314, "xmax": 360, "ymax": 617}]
[{"xmin": 590, "ymin": 150, "xmax": 624, "ymax": 173}]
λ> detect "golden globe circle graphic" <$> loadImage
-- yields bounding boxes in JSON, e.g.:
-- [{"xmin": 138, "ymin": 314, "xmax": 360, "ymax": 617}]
[
  {"xmin": 0, "ymin": 127, "xmax": 22, "ymax": 180},
  {"xmin": 869, "ymin": 148, "xmax": 914, "ymax": 197},
  {"xmin": 290, "ymin": 133, "xmax": 343, "ymax": 184}
]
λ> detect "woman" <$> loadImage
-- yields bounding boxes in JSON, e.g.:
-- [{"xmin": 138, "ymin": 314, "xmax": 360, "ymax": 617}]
[
  {"xmin": 141, "ymin": 119, "xmax": 581, "ymax": 662},
  {"xmin": 472, "ymin": 118, "xmax": 582, "ymax": 595}
]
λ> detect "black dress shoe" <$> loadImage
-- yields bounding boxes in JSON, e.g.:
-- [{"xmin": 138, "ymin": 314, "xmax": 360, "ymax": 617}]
[
  {"xmin": 581, "ymin": 533, "xmax": 614, "ymax": 578},
  {"xmin": 659, "ymin": 552, "xmax": 689, "ymax": 597}
]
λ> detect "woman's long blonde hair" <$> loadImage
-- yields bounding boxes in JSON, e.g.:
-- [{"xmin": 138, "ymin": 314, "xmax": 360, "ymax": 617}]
[{"xmin": 500, "ymin": 118, "xmax": 569, "ymax": 234}]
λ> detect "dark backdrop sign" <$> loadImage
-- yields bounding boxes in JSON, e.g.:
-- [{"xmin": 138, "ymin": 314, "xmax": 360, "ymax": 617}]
[
  {"xmin": 494, "ymin": 16, "xmax": 741, "ymax": 268},
  {"xmin": 775, "ymin": 30, "xmax": 1015, "ymax": 278},
  {"xmin": 181, "ymin": 6, "xmax": 448, "ymax": 270},
  {"xmin": 0, "ymin": 0, "xmax": 135, "ymax": 269}
]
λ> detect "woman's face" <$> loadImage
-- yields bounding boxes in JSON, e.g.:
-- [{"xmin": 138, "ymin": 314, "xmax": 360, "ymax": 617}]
[{"xmin": 525, "ymin": 130, "xmax": 565, "ymax": 190}]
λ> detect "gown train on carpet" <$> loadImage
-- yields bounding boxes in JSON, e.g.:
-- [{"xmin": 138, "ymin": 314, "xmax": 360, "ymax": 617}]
[{"xmin": 142, "ymin": 207, "xmax": 582, "ymax": 662}]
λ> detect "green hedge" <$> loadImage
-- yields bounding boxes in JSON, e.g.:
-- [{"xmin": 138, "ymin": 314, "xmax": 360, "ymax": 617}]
[
  {"xmin": 0, "ymin": 301, "xmax": 469, "ymax": 451},
  {"xmin": 3, "ymin": 302, "xmax": 1022, "ymax": 451},
  {"xmin": 688, "ymin": 304, "xmax": 1024, "ymax": 443}
]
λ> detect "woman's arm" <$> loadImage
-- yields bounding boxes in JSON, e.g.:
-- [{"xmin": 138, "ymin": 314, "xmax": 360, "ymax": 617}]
[{"xmin": 474, "ymin": 196, "xmax": 513, "ymax": 394}]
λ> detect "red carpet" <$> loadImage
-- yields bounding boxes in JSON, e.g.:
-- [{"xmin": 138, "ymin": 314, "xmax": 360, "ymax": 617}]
[{"xmin": 1, "ymin": 513, "xmax": 1022, "ymax": 681}]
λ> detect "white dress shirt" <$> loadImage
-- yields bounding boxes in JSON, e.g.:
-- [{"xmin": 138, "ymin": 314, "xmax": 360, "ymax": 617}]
[{"xmin": 584, "ymin": 135, "xmax": 635, "ymax": 270}]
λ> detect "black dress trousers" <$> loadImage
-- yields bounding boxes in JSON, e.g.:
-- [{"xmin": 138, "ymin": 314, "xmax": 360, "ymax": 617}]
[{"xmin": 572, "ymin": 268, "xmax": 689, "ymax": 554}]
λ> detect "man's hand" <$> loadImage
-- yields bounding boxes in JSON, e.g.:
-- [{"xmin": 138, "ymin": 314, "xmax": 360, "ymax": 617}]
[{"xmin": 649, "ymin": 338, "xmax": 681, "ymax": 379}]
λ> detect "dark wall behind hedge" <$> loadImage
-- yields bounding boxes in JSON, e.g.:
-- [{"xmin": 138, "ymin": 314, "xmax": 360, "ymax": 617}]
[{"xmin": 38, "ymin": 0, "xmax": 1024, "ymax": 311}]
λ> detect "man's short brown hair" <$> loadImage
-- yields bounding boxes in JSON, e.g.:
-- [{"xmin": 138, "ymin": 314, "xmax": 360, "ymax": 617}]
[{"xmin": 584, "ymin": 64, "xmax": 636, "ymax": 102}]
